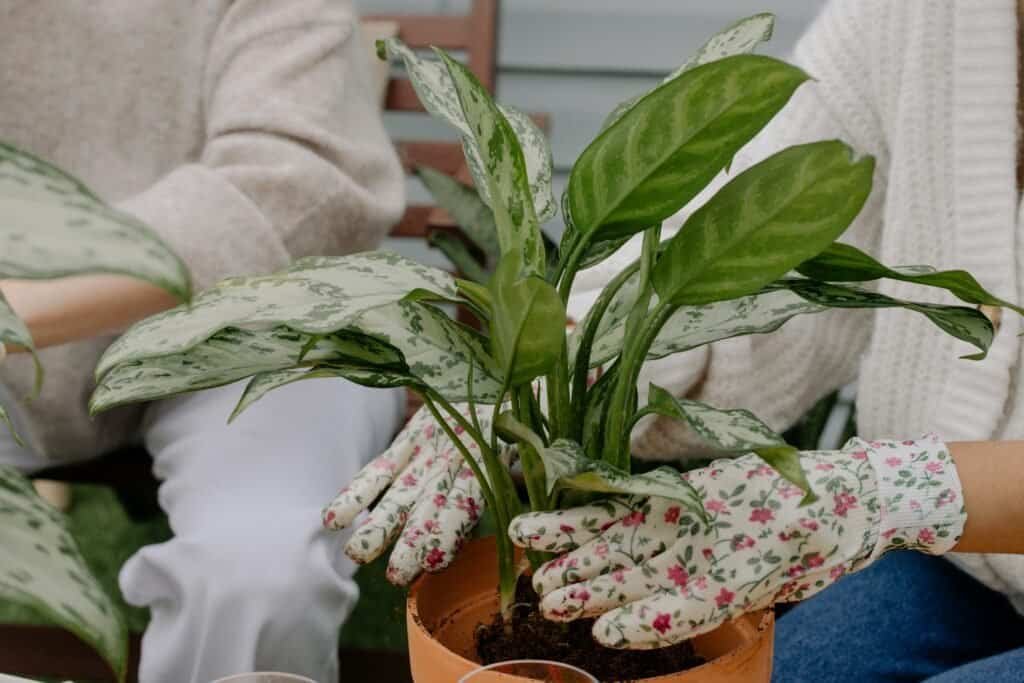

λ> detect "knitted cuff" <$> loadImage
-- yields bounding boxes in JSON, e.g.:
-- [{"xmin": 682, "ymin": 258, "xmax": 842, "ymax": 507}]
[{"xmin": 858, "ymin": 434, "xmax": 967, "ymax": 566}]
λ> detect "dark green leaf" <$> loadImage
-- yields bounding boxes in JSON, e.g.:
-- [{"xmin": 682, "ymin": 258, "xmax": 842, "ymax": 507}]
[
  {"xmin": 428, "ymin": 230, "xmax": 489, "ymax": 283},
  {"xmin": 568, "ymin": 55, "xmax": 809, "ymax": 241},
  {"xmin": 652, "ymin": 141, "xmax": 875, "ymax": 305},
  {"xmin": 417, "ymin": 165, "xmax": 500, "ymax": 267}
]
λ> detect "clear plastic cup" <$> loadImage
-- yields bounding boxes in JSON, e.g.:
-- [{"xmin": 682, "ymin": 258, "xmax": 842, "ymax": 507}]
[{"xmin": 459, "ymin": 660, "xmax": 598, "ymax": 682}]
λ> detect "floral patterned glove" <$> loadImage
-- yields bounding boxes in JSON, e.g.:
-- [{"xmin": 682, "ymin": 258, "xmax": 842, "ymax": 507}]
[
  {"xmin": 322, "ymin": 403, "xmax": 501, "ymax": 585},
  {"xmin": 509, "ymin": 435, "xmax": 966, "ymax": 649}
]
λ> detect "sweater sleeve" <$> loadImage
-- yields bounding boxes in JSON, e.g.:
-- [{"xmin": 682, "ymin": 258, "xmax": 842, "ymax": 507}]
[
  {"xmin": 117, "ymin": 0, "xmax": 405, "ymax": 291},
  {"xmin": 575, "ymin": 1, "xmax": 891, "ymax": 460}
]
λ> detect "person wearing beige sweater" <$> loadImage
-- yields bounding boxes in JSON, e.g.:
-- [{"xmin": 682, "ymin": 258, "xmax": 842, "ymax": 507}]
[{"xmin": 0, "ymin": 1, "xmax": 405, "ymax": 681}]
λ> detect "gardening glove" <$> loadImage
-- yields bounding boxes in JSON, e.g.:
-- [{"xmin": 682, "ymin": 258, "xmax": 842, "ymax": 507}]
[
  {"xmin": 323, "ymin": 403, "xmax": 502, "ymax": 585},
  {"xmin": 509, "ymin": 435, "xmax": 966, "ymax": 649}
]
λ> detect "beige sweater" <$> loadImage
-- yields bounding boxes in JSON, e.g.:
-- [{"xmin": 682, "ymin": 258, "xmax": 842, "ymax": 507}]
[
  {"xmin": 572, "ymin": 0, "xmax": 1024, "ymax": 607},
  {"xmin": 0, "ymin": 0, "xmax": 405, "ymax": 459}
]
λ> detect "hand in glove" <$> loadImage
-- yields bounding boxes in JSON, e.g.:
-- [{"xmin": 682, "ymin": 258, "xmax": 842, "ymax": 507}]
[
  {"xmin": 509, "ymin": 435, "xmax": 966, "ymax": 649},
  {"xmin": 322, "ymin": 403, "xmax": 500, "ymax": 585}
]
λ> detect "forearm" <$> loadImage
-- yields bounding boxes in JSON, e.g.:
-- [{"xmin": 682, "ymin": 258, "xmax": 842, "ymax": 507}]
[
  {"xmin": 1, "ymin": 276, "xmax": 178, "ymax": 351},
  {"xmin": 950, "ymin": 440, "xmax": 1024, "ymax": 554}
]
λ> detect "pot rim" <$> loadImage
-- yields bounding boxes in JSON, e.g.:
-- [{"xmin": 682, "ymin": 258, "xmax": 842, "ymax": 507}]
[{"xmin": 407, "ymin": 568, "xmax": 774, "ymax": 682}]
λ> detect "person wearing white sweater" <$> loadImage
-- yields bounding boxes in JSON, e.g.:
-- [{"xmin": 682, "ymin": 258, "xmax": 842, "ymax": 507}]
[
  {"xmin": 0, "ymin": 1, "xmax": 405, "ymax": 682},
  {"xmin": 341, "ymin": 0, "xmax": 1024, "ymax": 680}
]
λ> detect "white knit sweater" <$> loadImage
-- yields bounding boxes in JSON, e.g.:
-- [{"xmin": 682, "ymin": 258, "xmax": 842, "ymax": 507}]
[
  {"xmin": 0, "ymin": 1, "xmax": 405, "ymax": 459},
  {"xmin": 571, "ymin": 0, "xmax": 1024, "ymax": 610}
]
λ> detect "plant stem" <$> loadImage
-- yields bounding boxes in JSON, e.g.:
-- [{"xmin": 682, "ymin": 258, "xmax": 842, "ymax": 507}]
[
  {"xmin": 544, "ymin": 336, "xmax": 571, "ymax": 440},
  {"xmin": 601, "ymin": 301, "xmax": 674, "ymax": 470},
  {"xmin": 568, "ymin": 259, "xmax": 641, "ymax": 440},
  {"xmin": 423, "ymin": 396, "xmax": 519, "ymax": 618}
]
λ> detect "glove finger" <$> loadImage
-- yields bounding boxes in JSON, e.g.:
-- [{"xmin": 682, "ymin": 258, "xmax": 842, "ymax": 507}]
[
  {"xmin": 532, "ymin": 497, "xmax": 695, "ymax": 597},
  {"xmin": 322, "ymin": 436, "xmax": 416, "ymax": 529},
  {"xmin": 540, "ymin": 538, "xmax": 704, "ymax": 621},
  {"xmin": 344, "ymin": 440, "xmax": 450, "ymax": 564},
  {"xmin": 419, "ymin": 462, "xmax": 484, "ymax": 574},
  {"xmin": 385, "ymin": 448, "xmax": 463, "ymax": 585},
  {"xmin": 509, "ymin": 497, "xmax": 639, "ymax": 553}
]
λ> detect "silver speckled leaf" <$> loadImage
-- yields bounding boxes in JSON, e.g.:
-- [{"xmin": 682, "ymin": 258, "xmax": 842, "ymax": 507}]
[{"xmin": 0, "ymin": 465, "xmax": 127, "ymax": 679}]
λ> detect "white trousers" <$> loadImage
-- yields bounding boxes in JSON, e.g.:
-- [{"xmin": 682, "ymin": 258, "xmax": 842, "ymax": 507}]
[{"xmin": 0, "ymin": 379, "xmax": 404, "ymax": 683}]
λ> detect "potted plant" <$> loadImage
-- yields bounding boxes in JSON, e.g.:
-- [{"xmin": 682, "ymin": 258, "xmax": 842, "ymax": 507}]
[
  {"xmin": 0, "ymin": 142, "xmax": 190, "ymax": 681},
  {"xmin": 88, "ymin": 13, "xmax": 1019, "ymax": 682}
]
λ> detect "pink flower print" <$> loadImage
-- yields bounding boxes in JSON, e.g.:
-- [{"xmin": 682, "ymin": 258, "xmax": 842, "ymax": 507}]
[
  {"xmin": 425, "ymin": 547, "xmax": 446, "ymax": 569},
  {"xmin": 373, "ymin": 458, "xmax": 394, "ymax": 470},
  {"xmin": 787, "ymin": 565, "xmax": 806, "ymax": 578},
  {"xmin": 323, "ymin": 510, "xmax": 336, "ymax": 526},
  {"xmin": 706, "ymin": 499, "xmax": 728, "ymax": 514},
  {"xmin": 833, "ymin": 492, "xmax": 858, "ymax": 517},
  {"xmin": 778, "ymin": 531, "xmax": 792, "ymax": 542},
  {"xmin": 910, "ymin": 500, "xmax": 922, "ymax": 511},
  {"xmin": 595, "ymin": 542, "xmax": 609, "ymax": 559},
  {"xmin": 715, "ymin": 587, "xmax": 735, "ymax": 608},
  {"xmin": 457, "ymin": 496, "xmax": 480, "ymax": 521},
  {"xmin": 851, "ymin": 450, "xmax": 868, "ymax": 461},
  {"xmin": 423, "ymin": 425, "xmax": 434, "ymax": 439},
  {"xmin": 805, "ymin": 553, "xmax": 825, "ymax": 569},
  {"xmin": 664, "ymin": 506, "xmax": 681, "ymax": 524},
  {"xmin": 746, "ymin": 464, "xmax": 772, "ymax": 479},
  {"xmin": 918, "ymin": 528, "xmax": 936, "ymax": 545},
  {"xmin": 424, "ymin": 519, "xmax": 439, "ymax": 533},
  {"xmin": 652, "ymin": 613, "xmax": 672, "ymax": 634},
  {"xmin": 702, "ymin": 548, "xmax": 714, "ymax": 561},
  {"xmin": 667, "ymin": 564, "xmax": 689, "ymax": 588},
  {"xmin": 559, "ymin": 524, "xmax": 576, "ymax": 534},
  {"xmin": 731, "ymin": 534, "xmax": 755, "ymax": 551},
  {"xmin": 799, "ymin": 518, "xmax": 819, "ymax": 531},
  {"xmin": 881, "ymin": 528, "xmax": 896, "ymax": 540},
  {"xmin": 400, "ymin": 473, "xmax": 418, "ymax": 488},
  {"xmin": 830, "ymin": 565, "xmax": 846, "ymax": 580},
  {"xmin": 885, "ymin": 457, "xmax": 903, "ymax": 468},
  {"xmin": 749, "ymin": 508, "xmax": 775, "ymax": 525},
  {"xmin": 622, "ymin": 511, "xmax": 646, "ymax": 527},
  {"xmin": 600, "ymin": 519, "xmax": 616, "ymax": 532},
  {"xmin": 778, "ymin": 484, "xmax": 802, "ymax": 500},
  {"xmin": 433, "ymin": 494, "xmax": 447, "ymax": 507},
  {"xmin": 936, "ymin": 489, "xmax": 957, "ymax": 508},
  {"xmin": 815, "ymin": 463, "xmax": 834, "ymax": 471},
  {"xmin": 611, "ymin": 569, "xmax": 626, "ymax": 584},
  {"xmin": 695, "ymin": 576, "xmax": 708, "ymax": 591},
  {"xmin": 568, "ymin": 587, "xmax": 591, "ymax": 602},
  {"xmin": 925, "ymin": 461, "xmax": 944, "ymax": 474},
  {"xmin": 458, "ymin": 468, "xmax": 474, "ymax": 479},
  {"xmin": 903, "ymin": 440, "xmax": 916, "ymax": 446}
]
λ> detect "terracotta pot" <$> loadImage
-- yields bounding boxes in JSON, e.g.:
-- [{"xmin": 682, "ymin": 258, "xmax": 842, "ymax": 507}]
[{"xmin": 407, "ymin": 537, "xmax": 774, "ymax": 682}]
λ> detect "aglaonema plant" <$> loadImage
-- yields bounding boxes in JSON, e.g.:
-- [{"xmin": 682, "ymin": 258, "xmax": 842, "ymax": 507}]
[
  {"xmin": 0, "ymin": 143, "xmax": 190, "ymax": 680},
  {"xmin": 90, "ymin": 13, "xmax": 1020, "ymax": 623}
]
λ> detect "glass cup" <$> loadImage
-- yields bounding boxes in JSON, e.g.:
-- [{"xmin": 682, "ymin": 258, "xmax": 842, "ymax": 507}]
[
  {"xmin": 210, "ymin": 674, "xmax": 317, "ymax": 683},
  {"xmin": 459, "ymin": 660, "xmax": 598, "ymax": 682}
]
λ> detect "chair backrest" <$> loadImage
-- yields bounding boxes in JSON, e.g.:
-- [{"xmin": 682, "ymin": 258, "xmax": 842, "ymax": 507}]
[{"xmin": 366, "ymin": 0, "xmax": 501, "ymax": 241}]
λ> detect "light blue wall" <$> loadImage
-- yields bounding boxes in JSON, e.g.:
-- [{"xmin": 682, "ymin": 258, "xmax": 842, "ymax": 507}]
[{"xmin": 356, "ymin": 0, "xmax": 826, "ymax": 263}]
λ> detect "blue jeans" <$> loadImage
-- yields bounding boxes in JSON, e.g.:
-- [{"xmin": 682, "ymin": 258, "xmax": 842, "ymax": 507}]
[{"xmin": 773, "ymin": 551, "xmax": 1024, "ymax": 682}]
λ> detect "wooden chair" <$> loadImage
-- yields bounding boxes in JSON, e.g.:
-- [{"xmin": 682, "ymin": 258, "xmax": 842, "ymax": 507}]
[{"xmin": 0, "ymin": 2, "xmax": 537, "ymax": 681}]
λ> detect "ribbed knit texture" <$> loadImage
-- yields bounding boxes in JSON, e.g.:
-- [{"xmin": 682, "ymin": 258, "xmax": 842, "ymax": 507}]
[
  {"xmin": 570, "ymin": 0, "xmax": 1024, "ymax": 611},
  {"xmin": 0, "ymin": 1, "xmax": 405, "ymax": 459}
]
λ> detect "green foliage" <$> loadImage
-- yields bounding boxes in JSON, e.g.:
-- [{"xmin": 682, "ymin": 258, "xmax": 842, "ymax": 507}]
[{"xmin": 86, "ymin": 14, "xmax": 1022, "ymax": 621}]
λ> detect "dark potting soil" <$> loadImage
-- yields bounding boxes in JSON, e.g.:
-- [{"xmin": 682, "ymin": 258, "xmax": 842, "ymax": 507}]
[{"xmin": 476, "ymin": 576, "xmax": 703, "ymax": 682}]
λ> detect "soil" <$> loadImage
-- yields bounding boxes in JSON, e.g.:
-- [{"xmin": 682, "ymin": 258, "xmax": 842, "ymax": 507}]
[{"xmin": 475, "ymin": 576, "xmax": 704, "ymax": 681}]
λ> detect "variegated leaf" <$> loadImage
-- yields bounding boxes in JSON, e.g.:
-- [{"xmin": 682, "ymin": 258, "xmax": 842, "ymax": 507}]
[
  {"xmin": 0, "ymin": 294, "xmax": 42, "ymax": 394},
  {"xmin": 0, "ymin": 465, "xmax": 127, "ymax": 680},
  {"xmin": 0, "ymin": 141, "xmax": 190, "ymax": 300},
  {"xmin": 435, "ymin": 50, "xmax": 545, "ymax": 273},
  {"xmin": 644, "ymin": 384, "xmax": 817, "ymax": 503},
  {"xmin": 601, "ymin": 13, "xmax": 775, "ymax": 130},
  {"xmin": 428, "ymin": 231, "xmax": 490, "ymax": 283},
  {"xmin": 588, "ymin": 278, "xmax": 994, "ymax": 369},
  {"xmin": 96, "ymin": 252, "xmax": 455, "ymax": 380},
  {"xmin": 539, "ymin": 439, "xmax": 705, "ymax": 519},
  {"xmin": 349, "ymin": 300, "xmax": 504, "ymax": 402},
  {"xmin": 798, "ymin": 242, "xmax": 1024, "ymax": 315},
  {"xmin": 230, "ymin": 364, "xmax": 414, "ymax": 422},
  {"xmin": 568, "ymin": 55, "xmax": 808, "ymax": 241},
  {"xmin": 90, "ymin": 327, "xmax": 360, "ymax": 413},
  {"xmin": 377, "ymin": 39, "xmax": 556, "ymax": 227},
  {"xmin": 652, "ymin": 141, "xmax": 875, "ymax": 305}
]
